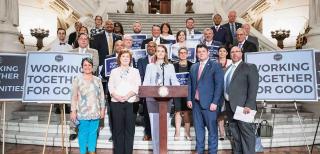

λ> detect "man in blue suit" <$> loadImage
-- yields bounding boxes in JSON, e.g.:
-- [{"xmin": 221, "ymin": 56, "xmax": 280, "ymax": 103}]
[{"xmin": 187, "ymin": 44, "xmax": 224, "ymax": 154}]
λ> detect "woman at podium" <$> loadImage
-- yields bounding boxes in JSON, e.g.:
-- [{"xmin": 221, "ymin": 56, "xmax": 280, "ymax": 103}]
[
  {"xmin": 143, "ymin": 44, "xmax": 180, "ymax": 154},
  {"xmin": 108, "ymin": 49, "xmax": 141, "ymax": 154},
  {"xmin": 70, "ymin": 57, "xmax": 106, "ymax": 154}
]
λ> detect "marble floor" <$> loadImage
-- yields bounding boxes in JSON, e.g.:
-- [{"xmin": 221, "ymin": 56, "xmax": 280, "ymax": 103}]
[{"xmin": 1, "ymin": 143, "xmax": 320, "ymax": 154}]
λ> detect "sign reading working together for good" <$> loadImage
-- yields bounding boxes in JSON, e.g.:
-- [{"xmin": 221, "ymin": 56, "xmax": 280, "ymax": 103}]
[
  {"xmin": 0, "ymin": 53, "xmax": 26, "ymax": 101},
  {"xmin": 246, "ymin": 49, "xmax": 318, "ymax": 101},
  {"xmin": 23, "ymin": 52, "xmax": 90, "ymax": 103}
]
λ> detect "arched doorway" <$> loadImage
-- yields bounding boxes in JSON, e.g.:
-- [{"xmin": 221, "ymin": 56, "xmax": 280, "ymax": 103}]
[{"xmin": 148, "ymin": 0, "xmax": 171, "ymax": 14}]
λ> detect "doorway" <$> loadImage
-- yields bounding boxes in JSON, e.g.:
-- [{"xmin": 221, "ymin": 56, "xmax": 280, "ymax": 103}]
[{"xmin": 148, "ymin": 0, "xmax": 171, "ymax": 14}]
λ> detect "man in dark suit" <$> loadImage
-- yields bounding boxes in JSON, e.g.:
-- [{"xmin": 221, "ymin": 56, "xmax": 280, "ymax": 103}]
[
  {"xmin": 137, "ymin": 41, "xmax": 157, "ymax": 141},
  {"xmin": 200, "ymin": 28, "xmax": 223, "ymax": 46},
  {"xmin": 68, "ymin": 21, "xmax": 82, "ymax": 48},
  {"xmin": 242, "ymin": 23, "xmax": 259, "ymax": 49},
  {"xmin": 211, "ymin": 14, "xmax": 230, "ymax": 46},
  {"xmin": 185, "ymin": 17, "xmax": 202, "ymax": 39},
  {"xmin": 222, "ymin": 11, "xmax": 242, "ymax": 48},
  {"xmin": 187, "ymin": 44, "xmax": 224, "ymax": 154},
  {"xmin": 92, "ymin": 20, "xmax": 122, "ymax": 66},
  {"xmin": 235, "ymin": 28, "xmax": 257, "ymax": 60},
  {"xmin": 224, "ymin": 46, "xmax": 259, "ymax": 154},
  {"xmin": 140, "ymin": 25, "xmax": 169, "ymax": 49}
]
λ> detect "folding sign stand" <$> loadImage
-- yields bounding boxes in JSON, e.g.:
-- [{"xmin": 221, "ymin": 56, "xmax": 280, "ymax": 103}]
[
  {"xmin": 258, "ymin": 101, "xmax": 311, "ymax": 154},
  {"xmin": 311, "ymin": 117, "xmax": 320, "ymax": 154},
  {"xmin": 42, "ymin": 104, "xmax": 69, "ymax": 154},
  {"xmin": 2, "ymin": 102, "xmax": 6, "ymax": 154}
]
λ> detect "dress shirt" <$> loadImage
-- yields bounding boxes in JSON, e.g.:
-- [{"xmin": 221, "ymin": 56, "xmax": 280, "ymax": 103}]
[
  {"xmin": 108, "ymin": 67, "xmax": 141, "ymax": 103},
  {"xmin": 205, "ymin": 40, "xmax": 213, "ymax": 46},
  {"xmin": 49, "ymin": 40, "xmax": 73, "ymax": 52},
  {"xmin": 153, "ymin": 37, "xmax": 160, "ymax": 45},
  {"xmin": 224, "ymin": 59, "xmax": 242, "ymax": 101},
  {"xmin": 78, "ymin": 47, "xmax": 87, "ymax": 54}
]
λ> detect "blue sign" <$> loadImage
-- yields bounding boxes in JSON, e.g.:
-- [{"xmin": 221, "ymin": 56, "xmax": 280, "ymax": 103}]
[
  {"xmin": 208, "ymin": 45, "xmax": 219, "ymax": 60},
  {"xmin": 170, "ymin": 46, "xmax": 196, "ymax": 63},
  {"xmin": 130, "ymin": 34, "xmax": 147, "ymax": 49},
  {"xmin": 176, "ymin": 72, "xmax": 189, "ymax": 85},
  {"xmin": 104, "ymin": 57, "xmax": 117, "ymax": 77}
]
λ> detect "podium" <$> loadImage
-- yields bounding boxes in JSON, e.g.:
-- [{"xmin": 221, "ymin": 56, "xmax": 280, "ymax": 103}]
[{"xmin": 139, "ymin": 86, "xmax": 188, "ymax": 154}]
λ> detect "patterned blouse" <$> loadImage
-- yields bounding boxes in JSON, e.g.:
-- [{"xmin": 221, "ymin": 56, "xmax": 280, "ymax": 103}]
[{"xmin": 71, "ymin": 75, "xmax": 105, "ymax": 120}]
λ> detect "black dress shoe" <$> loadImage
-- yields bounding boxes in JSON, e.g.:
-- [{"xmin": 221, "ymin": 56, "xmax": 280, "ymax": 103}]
[{"xmin": 69, "ymin": 134, "xmax": 77, "ymax": 141}]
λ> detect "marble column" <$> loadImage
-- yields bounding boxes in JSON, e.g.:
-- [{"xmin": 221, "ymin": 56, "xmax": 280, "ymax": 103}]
[
  {"xmin": 0, "ymin": 0, "xmax": 25, "ymax": 120},
  {"xmin": 305, "ymin": 0, "xmax": 320, "ymax": 50},
  {"xmin": 0, "ymin": 0, "xmax": 24, "ymax": 53}
]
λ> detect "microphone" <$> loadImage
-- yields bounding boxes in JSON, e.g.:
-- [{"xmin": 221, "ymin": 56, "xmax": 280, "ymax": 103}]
[{"xmin": 161, "ymin": 63, "xmax": 165, "ymax": 86}]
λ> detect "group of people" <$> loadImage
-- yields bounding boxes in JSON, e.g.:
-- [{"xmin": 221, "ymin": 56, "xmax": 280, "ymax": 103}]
[{"xmin": 45, "ymin": 10, "xmax": 260, "ymax": 154}]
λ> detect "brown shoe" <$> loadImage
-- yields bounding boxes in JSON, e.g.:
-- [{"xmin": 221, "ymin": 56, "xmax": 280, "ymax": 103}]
[
  {"xmin": 87, "ymin": 152, "xmax": 96, "ymax": 154},
  {"xmin": 143, "ymin": 135, "xmax": 152, "ymax": 141}
]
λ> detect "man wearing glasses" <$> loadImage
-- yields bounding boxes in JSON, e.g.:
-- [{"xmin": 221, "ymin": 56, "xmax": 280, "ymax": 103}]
[{"xmin": 234, "ymin": 28, "xmax": 257, "ymax": 60}]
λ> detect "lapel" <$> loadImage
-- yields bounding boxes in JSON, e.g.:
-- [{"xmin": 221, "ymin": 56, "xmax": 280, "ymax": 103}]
[
  {"xmin": 200, "ymin": 60, "xmax": 211, "ymax": 80},
  {"xmin": 230, "ymin": 61, "xmax": 244, "ymax": 83},
  {"xmin": 194, "ymin": 62, "xmax": 200, "ymax": 81}
]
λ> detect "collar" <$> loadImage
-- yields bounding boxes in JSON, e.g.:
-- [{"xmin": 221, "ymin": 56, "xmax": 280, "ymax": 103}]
[
  {"xmin": 200, "ymin": 58, "xmax": 209, "ymax": 66},
  {"xmin": 79, "ymin": 47, "xmax": 87, "ymax": 53},
  {"xmin": 232, "ymin": 59, "xmax": 242, "ymax": 66}
]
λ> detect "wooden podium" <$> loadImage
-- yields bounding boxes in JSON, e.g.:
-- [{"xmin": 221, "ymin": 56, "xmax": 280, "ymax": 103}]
[{"xmin": 139, "ymin": 86, "xmax": 188, "ymax": 154}]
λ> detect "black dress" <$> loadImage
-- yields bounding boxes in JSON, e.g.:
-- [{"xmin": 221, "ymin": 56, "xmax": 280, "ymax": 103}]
[{"xmin": 173, "ymin": 61, "xmax": 193, "ymax": 111}]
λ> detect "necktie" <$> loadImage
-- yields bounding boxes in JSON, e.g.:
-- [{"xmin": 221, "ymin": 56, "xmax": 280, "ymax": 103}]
[
  {"xmin": 215, "ymin": 26, "xmax": 219, "ymax": 32},
  {"xmin": 231, "ymin": 23, "xmax": 235, "ymax": 37},
  {"xmin": 108, "ymin": 33, "xmax": 113, "ymax": 55},
  {"xmin": 59, "ymin": 42, "xmax": 65, "ymax": 45},
  {"xmin": 225, "ymin": 65, "xmax": 236, "ymax": 95},
  {"xmin": 238, "ymin": 43, "xmax": 243, "ymax": 49},
  {"xmin": 195, "ymin": 62, "xmax": 204, "ymax": 100}
]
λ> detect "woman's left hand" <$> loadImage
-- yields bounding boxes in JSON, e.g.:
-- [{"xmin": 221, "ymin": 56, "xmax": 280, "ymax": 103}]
[{"xmin": 100, "ymin": 109, "xmax": 105, "ymax": 119}]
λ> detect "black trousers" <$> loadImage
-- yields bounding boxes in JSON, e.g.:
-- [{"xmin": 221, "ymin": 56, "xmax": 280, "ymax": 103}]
[
  {"xmin": 225, "ymin": 101, "xmax": 256, "ymax": 154},
  {"xmin": 141, "ymin": 99, "xmax": 151, "ymax": 136},
  {"xmin": 110, "ymin": 101, "xmax": 137, "ymax": 154}
]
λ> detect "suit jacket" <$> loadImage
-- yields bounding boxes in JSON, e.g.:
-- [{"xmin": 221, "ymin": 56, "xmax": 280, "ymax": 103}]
[
  {"xmin": 68, "ymin": 31, "xmax": 77, "ymax": 46},
  {"xmin": 69, "ymin": 48, "xmax": 99, "ymax": 74},
  {"xmin": 142, "ymin": 63, "xmax": 179, "ymax": 86},
  {"xmin": 187, "ymin": 60, "xmax": 224, "ymax": 109},
  {"xmin": 222, "ymin": 22, "xmax": 242, "ymax": 45},
  {"xmin": 137, "ymin": 56, "xmax": 149, "ymax": 82},
  {"xmin": 173, "ymin": 61, "xmax": 193, "ymax": 73},
  {"xmin": 247, "ymin": 35, "xmax": 259, "ymax": 49},
  {"xmin": 241, "ymin": 40, "xmax": 258, "ymax": 60},
  {"xmin": 200, "ymin": 40, "xmax": 222, "ymax": 47},
  {"xmin": 211, "ymin": 25, "xmax": 230, "ymax": 45},
  {"xmin": 140, "ymin": 37, "xmax": 170, "ymax": 49},
  {"xmin": 227, "ymin": 62, "xmax": 259, "ymax": 112},
  {"xmin": 92, "ymin": 32, "xmax": 122, "ymax": 65}
]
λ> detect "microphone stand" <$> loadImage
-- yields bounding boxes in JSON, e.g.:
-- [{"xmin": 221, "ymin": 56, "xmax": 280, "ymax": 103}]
[{"xmin": 161, "ymin": 63, "xmax": 165, "ymax": 86}]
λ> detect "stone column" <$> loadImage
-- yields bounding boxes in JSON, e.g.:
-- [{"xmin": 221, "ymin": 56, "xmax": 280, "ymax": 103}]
[
  {"xmin": 0, "ymin": 0, "xmax": 24, "ymax": 53},
  {"xmin": 305, "ymin": 0, "xmax": 320, "ymax": 50}
]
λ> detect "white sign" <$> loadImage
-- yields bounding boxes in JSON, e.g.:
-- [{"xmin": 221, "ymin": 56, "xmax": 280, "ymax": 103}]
[
  {"xmin": 22, "ymin": 52, "xmax": 90, "ymax": 103},
  {"xmin": 245, "ymin": 49, "xmax": 318, "ymax": 101}
]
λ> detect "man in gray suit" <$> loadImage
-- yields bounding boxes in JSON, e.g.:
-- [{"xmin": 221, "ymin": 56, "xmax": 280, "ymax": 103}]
[
  {"xmin": 70, "ymin": 33, "xmax": 99, "ymax": 74},
  {"xmin": 224, "ymin": 46, "xmax": 259, "ymax": 154}
]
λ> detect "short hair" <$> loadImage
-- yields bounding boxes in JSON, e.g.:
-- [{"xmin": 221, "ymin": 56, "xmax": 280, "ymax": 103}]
[
  {"xmin": 152, "ymin": 24, "xmax": 161, "ymax": 30},
  {"xmin": 56, "ymin": 28, "xmax": 66, "ymax": 34},
  {"xmin": 186, "ymin": 17, "xmax": 194, "ymax": 23},
  {"xmin": 178, "ymin": 47, "xmax": 188, "ymax": 54},
  {"xmin": 203, "ymin": 27, "xmax": 213, "ymax": 34},
  {"xmin": 123, "ymin": 34, "xmax": 132, "ymax": 41},
  {"xmin": 160, "ymin": 22, "xmax": 173, "ymax": 35},
  {"xmin": 78, "ymin": 33, "xmax": 89, "ymax": 40},
  {"xmin": 156, "ymin": 44, "xmax": 170, "ymax": 64},
  {"xmin": 231, "ymin": 45, "xmax": 243, "ymax": 53},
  {"xmin": 175, "ymin": 30, "xmax": 186, "ymax": 42},
  {"xmin": 95, "ymin": 15, "xmax": 103, "ymax": 20},
  {"xmin": 80, "ymin": 26, "xmax": 89, "ymax": 34},
  {"xmin": 196, "ymin": 44, "xmax": 208, "ymax": 51},
  {"xmin": 117, "ymin": 49, "xmax": 133, "ymax": 66},
  {"xmin": 236, "ymin": 28, "xmax": 247, "ymax": 35},
  {"xmin": 81, "ymin": 57, "xmax": 93, "ymax": 67},
  {"xmin": 213, "ymin": 14, "xmax": 222, "ymax": 19},
  {"xmin": 147, "ymin": 41, "xmax": 157, "ymax": 47},
  {"xmin": 133, "ymin": 21, "xmax": 142, "ymax": 26}
]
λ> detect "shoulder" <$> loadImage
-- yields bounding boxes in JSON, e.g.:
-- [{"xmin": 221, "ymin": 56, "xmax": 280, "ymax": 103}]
[
  {"xmin": 93, "ymin": 76, "xmax": 101, "ymax": 81},
  {"xmin": 88, "ymin": 48, "xmax": 98, "ymax": 53},
  {"xmin": 69, "ymin": 48, "xmax": 77, "ymax": 53},
  {"xmin": 222, "ymin": 23, "xmax": 229, "ymax": 27}
]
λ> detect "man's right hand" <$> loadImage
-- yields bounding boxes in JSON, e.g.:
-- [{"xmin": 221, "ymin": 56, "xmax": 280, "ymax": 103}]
[
  {"xmin": 70, "ymin": 111, "xmax": 77, "ymax": 122},
  {"xmin": 187, "ymin": 101, "xmax": 192, "ymax": 109}
]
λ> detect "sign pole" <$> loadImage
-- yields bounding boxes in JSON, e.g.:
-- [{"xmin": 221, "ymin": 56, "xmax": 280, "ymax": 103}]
[
  {"xmin": 311, "ymin": 116, "xmax": 320, "ymax": 154},
  {"xmin": 42, "ymin": 104, "xmax": 53, "ymax": 154},
  {"xmin": 60, "ymin": 104, "xmax": 64, "ymax": 150},
  {"xmin": 63, "ymin": 104, "xmax": 69, "ymax": 154},
  {"xmin": 294, "ymin": 101, "xmax": 311, "ymax": 154},
  {"xmin": 2, "ymin": 102, "xmax": 6, "ymax": 154}
]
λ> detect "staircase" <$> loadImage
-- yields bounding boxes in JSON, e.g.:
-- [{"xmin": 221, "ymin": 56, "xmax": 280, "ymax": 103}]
[
  {"xmin": 1, "ymin": 103, "xmax": 320, "ymax": 151},
  {"xmin": 107, "ymin": 13, "xmax": 213, "ymax": 35}
]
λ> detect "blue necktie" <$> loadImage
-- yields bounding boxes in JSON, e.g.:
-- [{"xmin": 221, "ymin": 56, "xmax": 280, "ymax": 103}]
[
  {"xmin": 231, "ymin": 23, "xmax": 235, "ymax": 37},
  {"xmin": 226, "ymin": 65, "xmax": 236, "ymax": 94}
]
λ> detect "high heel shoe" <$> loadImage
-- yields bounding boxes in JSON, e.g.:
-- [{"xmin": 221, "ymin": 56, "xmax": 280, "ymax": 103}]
[
  {"xmin": 174, "ymin": 135, "xmax": 180, "ymax": 141},
  {"xmin": 184, "ymin": 135, "xmax": 192, "ymax": 141}
]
